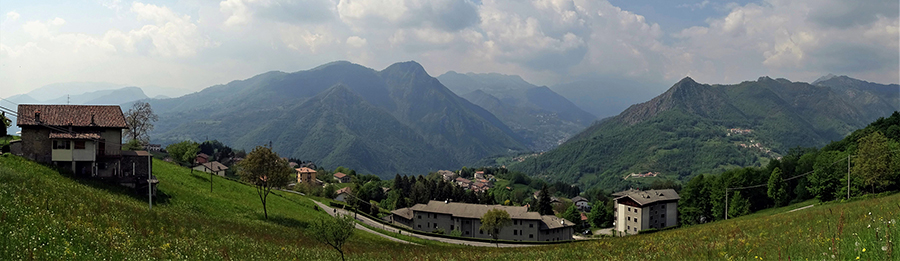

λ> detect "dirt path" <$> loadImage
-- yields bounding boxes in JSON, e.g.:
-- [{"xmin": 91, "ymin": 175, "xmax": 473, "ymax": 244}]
[{"xmin": 787, "ymin": 204, "xmax": 815, "ymax": 213}]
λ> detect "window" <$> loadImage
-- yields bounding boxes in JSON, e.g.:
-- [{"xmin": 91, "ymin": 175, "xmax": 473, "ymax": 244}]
[
  {"xmin": 529, "ymin": 224, "xmax": 533, "ymax": 228},
  {"xmin": 433, "ymin": 223, "xmax": 437, "ymax": 228},
  {"xmin": 466, "ymin": 220, "xmax": 470, "ymax": 224},
  {"xmin": 633, "ymin": 228, "xmax": 637, "ymax": 232},
  {"xmin": 418, "ymin": 215, "xmax": 422, "ymax": 219},
  {"xmin": 466, "ymin": 231, "xmax": 470, "ymax": 235},
  {"xmin": 627, "ymin": 225, "xmax": 630, "ymax": 230},
  {"xmin": 480, "ymin": 230, "xmax": 483, "ymax": 234},
  {"xmin": 74, "ymin": 141, "xmax": 85, "ymax": 150},
  {"xmin": 53, "ymin": 140, "xmax": 70, "ymax": 150},
  {"xmin": 627, "ymin": 207, "xmax": 631, "ymax": 211},
  {"xmin": 514, "ymin": 230, "xmax": 518, "ymax": 235},
  {"xmin": 634, "ymin": 209, "xmax": 638, "ymax": 213},
  {"xmin": 451, "ymin": 225, "xmax": 454, "ymax": 230},
  {"xmin": 418, "ymin": 225, "xmax": 421, "ymax": 228},
  {"xmin": 627, "ymin": 217, "xmax": 630, "ymax": 221},
  {"xmin": 661, "ymin": 214, "xmax": 665, "ymax": 218},
  {"xmin": 529, "ymin": 234, "xmax": 533, "ymax": 238}
]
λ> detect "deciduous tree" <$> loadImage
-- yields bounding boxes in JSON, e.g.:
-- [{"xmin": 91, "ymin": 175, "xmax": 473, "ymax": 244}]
[
  {"xmin": 123, "ymin": 101, "xmax": 158, "ymax": 144},
  {"xmin": 166, "ymin": 141, "xmax": 199, "ymax": 168},
  {"xmin": 480, "ymin": 208, "xmax": 511, "ymax": 247},
  {"xmin": 0, "ymin": 112, "xmax": 11, "ymax": 137},
  {"xmin": 854, "ymin": 131, "xmax": 892, "ymax": 193},
  {"xmin": 309, "ymin": 214, "xmax": 355, "ymax": 261},
  {"xmin": 767, "ymin": 167, "xmax": 788, "ymax": 207},
  {"xmin": 237, "ymin": 145, "xmax": 293, "ymax": 219}
]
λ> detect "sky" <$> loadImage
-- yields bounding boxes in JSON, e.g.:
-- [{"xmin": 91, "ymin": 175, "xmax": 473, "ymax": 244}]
[{"xmin": 1, "ymin": 0, "xmax": 898, "ymax": 97}]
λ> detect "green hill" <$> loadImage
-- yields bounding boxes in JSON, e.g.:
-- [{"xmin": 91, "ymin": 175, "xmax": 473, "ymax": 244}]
[
  {"xmin": 1, "ymin": 155, "xmax": 895, "ymax": 260},
  {"xmin": 509, "ymin": 76, "xmax": 898, "ymax": 191},
  {"xmin": 146, "ymin": 61, "xmax": 527, "ymax": 178}
]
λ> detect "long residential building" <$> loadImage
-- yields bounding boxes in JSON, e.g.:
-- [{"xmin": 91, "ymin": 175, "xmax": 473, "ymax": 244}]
[
  {"xmin": 613, "ymin": 189, "xmax": 679, "ymax": 235},
  {"xmin": 391, "ymin": 200, "xmax": 574, "ymax": 242}
]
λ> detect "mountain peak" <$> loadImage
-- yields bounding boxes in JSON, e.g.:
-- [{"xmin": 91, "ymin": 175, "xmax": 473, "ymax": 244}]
[
  {"xmin": 677, "ymin": 76, "xmax": 697, "ymax": 85},
  {"xmin": 383, "ymin": 61, "xmax": 428, "ymax": 76}
]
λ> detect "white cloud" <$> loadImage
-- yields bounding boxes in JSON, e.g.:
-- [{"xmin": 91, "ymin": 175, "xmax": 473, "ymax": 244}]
[
  {"xmin": 670, "ymin": 0, "xmax": 899, "ymax": 84},
  {"xmin": 346, "ymin": 36, "xmax": 367, "ymax": 48},
  {"xmin": 337, "ymin": 0, "xmax": 479, "ymax": 32},
  {"xmin": 6, "ymin": 11, "xmax": 20, "ymax": 22}
]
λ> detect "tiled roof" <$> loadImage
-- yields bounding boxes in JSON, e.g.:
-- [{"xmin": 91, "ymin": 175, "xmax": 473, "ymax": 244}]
[
  {"xmin": 49, "ymin": 132, "xmax": 101, "ymax": 140},
  {"xmin": 200, "ymin": 161, "xmax": 228, "ymax": 172},
  {"xmin": 296, "ymin": 167, "xmax": 316, "ymax": 174},
  {"xmin": 336, "ymin": 187, "xmax": 351, "ymax": 195},
  {"xmin": 391, "ymin": 208, "xmax": 414, "ymax": 220},
  {"xmin": 334, "ymin": 172, "xmax": 347, "ymax": 178},
  {"xmin": 406, "ymin": 200, "xmax": 574, "ymax": 230},
  {"xmin": 614, "ymin": 189, "xmax": 680, "ymax": 206},
  {"xmin": 17, "ymin": 104, "xmax": 126, "ymax": 128},
  {"xmin": 572, "ymin": 196, "xmax": 588, "ymax": 203}
]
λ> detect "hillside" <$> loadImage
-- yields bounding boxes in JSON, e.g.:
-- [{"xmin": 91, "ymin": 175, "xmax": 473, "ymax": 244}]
[
  {"xmin": 148, "ymin": 61, "xmax": 527, "ymax": 178},
  {"xmin": 438, "ymin": 72, "xmax": 596, "ymax": 151},
  {"xmin": 1, "ymin": 155, "xmax": 895, "ymax": 260},
  {"xmin": 510, "ymin": 76, "xmax": 899, "ymax": 190}
]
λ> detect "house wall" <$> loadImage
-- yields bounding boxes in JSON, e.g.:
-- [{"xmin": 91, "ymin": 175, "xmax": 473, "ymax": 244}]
[
  {"xmin": 100, "ymin": 129, "xmax": 122, "ymax": 156},
  {"xmin": 20, "ymin": 127, "xmax": 51, "ymax": 163},
  {"xmin": 616, "ymin": 199, "xmax": 644, "ymax": 235},
  {"xmin": 121, "ymin": 155, "xmax": 151, "ymax": 177},
  {"xmin": 51, "ymin": 140, "xmax": 96, "ymax": 162},
  {"xmin": 409, "ymin": 210, "xmax": 557, "ymax": 241}
]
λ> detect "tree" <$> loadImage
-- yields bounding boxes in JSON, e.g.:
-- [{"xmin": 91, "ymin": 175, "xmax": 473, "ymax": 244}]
[
  {"xmin": 808, "ymin": 151, "xmax": 845, "ymax": 201},
  {"xmin": 122, "ymin": 139, "xmax": 143, "ymax": 151},
  {"xmin": 536, "ymin": 184, "xmax": 553, "ymax": 215},
  {"xmin": 123, "ymin": 101, "xmax": 158, "ymax": 144},
  {"xmin": 854, "ymin": 131, "xmax": 893, "ymax": 193},
  {"xmin": 767, "ymin": 167, "xmax": 788, "ymax": 207},
  {"xmin": 480, "ymin": 208, "xmax": 511, "ymax": 247},
  {"xmin": 166, "ymin": 140, "xmax": 200, "ymax": 168},
  {"xmin": 728, "ymin": 191, "xmax": 751, "ymax": 218},
  {"xmin": 1, "ymin": 112, "xmax": 11, "ymax": 137},
  {"xmin": 679, "ymin": 174, "xmax": 711, "ymax": 225},
  {"xmin": 588, "ymin": 200, "xmax": 611, "ymax": 228},
  {"xmin": 561, "ymin": 203, "xmax": 581, "ymax": 228},
  {"xmin": 236, "ymin": 145, "xmax": 293, "ymax": 219},
  {"xmin": 309, "ymin": 214, "xmax": 355, "ymax": 261}
]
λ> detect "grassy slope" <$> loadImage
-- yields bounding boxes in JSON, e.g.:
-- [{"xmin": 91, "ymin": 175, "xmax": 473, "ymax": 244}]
[{"xmin": 2, "ymin": 155, "xmax": 896, "ymax": 260}]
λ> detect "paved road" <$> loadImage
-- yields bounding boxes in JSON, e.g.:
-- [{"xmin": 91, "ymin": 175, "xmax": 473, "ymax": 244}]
[
  {"xmin": 310, "ymin": 199, "xmax": 543, "ymax": 248},
  {"xmin": 787, "ymin": 204, "xmax": 815, "ymax": 213},
  {"xmin": 310, "ymin": 199, "xmax": 420, "ymax": 245}
]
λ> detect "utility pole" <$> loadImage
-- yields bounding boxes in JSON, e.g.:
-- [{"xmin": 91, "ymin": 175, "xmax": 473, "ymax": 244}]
[
  {"xmin": 847, "ymin": 154, "xmax": 851, "ymax": 200},
  {"xmin": 149, "ymin": 156, "xmax": 153, "ymax": 210},
  {"xmin": 725, "ymin": 188, "xmax": 729, "ymax": 220}
]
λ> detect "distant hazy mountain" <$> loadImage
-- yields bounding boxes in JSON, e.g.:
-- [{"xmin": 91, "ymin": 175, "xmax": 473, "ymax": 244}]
[
  {"xmin": 550, "ymin": 76, "xmax": 662, "ymax": 119},
  {"xmin": 437, "ymin": 72, "xmax": 596, "ymax": 151},
  {"xmin": 149, "ymin": 61, "xmax": 527, "ymax": 178},
  {"xmin": 510, "ymin": 76, "xmax": 898, "ymax": 191}
]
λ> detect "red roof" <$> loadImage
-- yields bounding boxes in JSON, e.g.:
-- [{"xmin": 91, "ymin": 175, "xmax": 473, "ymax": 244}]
[
  {"xmin": 334, "ymin": 172, "xmax": 347, "ymax": 178},
  {"xmin": 17, "ymin": 104, "xmax": 126, "ymax": 128}
]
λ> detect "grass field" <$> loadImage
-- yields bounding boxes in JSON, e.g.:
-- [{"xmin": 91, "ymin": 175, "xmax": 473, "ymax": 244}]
[{"xmin": 1, "ymin": 154, "xmax": 896, "ymax": 260}]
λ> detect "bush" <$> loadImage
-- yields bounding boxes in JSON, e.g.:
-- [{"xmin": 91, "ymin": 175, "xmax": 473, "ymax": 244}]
[
  {"xmin": 432, "ymin": 228, "xmax": 445, "ymax": 235},
  {"xmin": 450, "ymin": 229, "xmax": 462, "ymax": 237}
]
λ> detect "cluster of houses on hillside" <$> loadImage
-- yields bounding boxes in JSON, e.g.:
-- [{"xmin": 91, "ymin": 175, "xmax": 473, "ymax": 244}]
[
  {"xmin": 624, "ymin": 171, "xmax": 659, "ymax": 180},
  {"xmin": 9, "ymin": 104, "xmax": 157, "ymax": 195}
]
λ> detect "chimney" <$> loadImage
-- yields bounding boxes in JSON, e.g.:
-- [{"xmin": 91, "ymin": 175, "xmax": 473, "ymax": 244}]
[
  {"xmin": 34, "ymin": 111, "xmax": 41, "ymax": 122},
  {"xmin": 90, "ymin": 114, "xmax": 96, "ymax": 126}
]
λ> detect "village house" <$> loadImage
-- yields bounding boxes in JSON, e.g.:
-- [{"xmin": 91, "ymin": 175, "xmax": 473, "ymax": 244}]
[
  {"xmin": 438, "ymin": 170, "xmax": 455, "ymax": 181},
  {"xmin": 474, "ymin": 171, "xmax": 485, "ymax": 180},
  {"xmin": 333, "ymin": 172, "xmax": 351, "ymax": 183},
  {"xmin": 194, "ymin": 161, "xmax": 228, "ymax": 176},
  {"xmin": 334, "ymin": 187, "xmax": 352, "ymax": 202},
  {"xmin": 613, "ymin": 189, "xmax": 679, "ymax": 235},
  {"xmin": 391, "ymin": 200, "xmax": 574, "ymax": 242},
  {"xmin": 455, "ymin": 177, "xmax": 473, "ymax": 189},
  {"xmin": 572, "ymin": 196, "xmax": 591, "ymax": 212},
  {"xmin": 296, "ymin": 167, "xmax": 317, "ymax": 185},
  {"xmin": 195, "ymin": 153, "xmax": 210, "ymax": 164},
  {"xmin": 15, "ymin": 104, "xmax": 157, "ymax": 194}
]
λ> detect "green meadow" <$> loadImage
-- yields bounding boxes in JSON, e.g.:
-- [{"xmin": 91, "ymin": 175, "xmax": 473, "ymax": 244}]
[{"xmin": 1, "ymin": 155, "xmax": 896, "ymax": 260}]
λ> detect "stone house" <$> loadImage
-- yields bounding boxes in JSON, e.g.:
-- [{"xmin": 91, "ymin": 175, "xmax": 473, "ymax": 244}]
[
  {"xmin": 613, "ymin": 189, "xmax": 679, "ymax": 235},
  {"xmin": 392, "ymin": 200, "xmax": 574, "ymax": 242},
  {"xmin": 16, "ymin": 104, "xmax": 157, "ymax": 194}
]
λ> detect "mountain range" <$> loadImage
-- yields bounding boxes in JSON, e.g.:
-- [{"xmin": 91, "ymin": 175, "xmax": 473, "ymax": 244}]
[
  {"xmin": 508, "ymin": 75, "xmax": 899, "ymax": 191},
  {"xmin": 437, "ymin": 71, "xmax": 595, "ymax": 151},
  {"xmin": 147, "ymin": 61, "xmax": 527, "ymax": 177}
]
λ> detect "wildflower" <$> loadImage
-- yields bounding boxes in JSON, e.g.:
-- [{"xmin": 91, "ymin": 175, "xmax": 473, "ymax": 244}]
[
  {"xmin": 856, "ymin": 257, "xmax": 859, "ymax": 260},
  {"xmin": 863, "ymin": 248, "xmax": 866, "ymax": 252},
  {"xmin": 884, "ymin": 246, "xmax": 889, "ymax": 251}
]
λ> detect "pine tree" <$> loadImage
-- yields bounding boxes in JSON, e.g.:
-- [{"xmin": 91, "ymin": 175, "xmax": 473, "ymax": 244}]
[{"xmin": 537, "ymin": 184, "xmax": 553, "ymax": 215}]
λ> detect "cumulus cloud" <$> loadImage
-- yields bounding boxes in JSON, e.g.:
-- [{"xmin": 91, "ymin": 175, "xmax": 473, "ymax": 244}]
[
  {"xmin": 670, "ymin": 0, "xmax": 899, "ymax": 84},
  {"xmin": 220, "ymin": 0, "xmax": 335, "ymax": 27},
  {"xmin": 337, "ymin": 0, "xmax": 479, "ymax": 32},
  {"xmin": 5, "ymin": 11, "xmax": 20, "ymax": 22}
]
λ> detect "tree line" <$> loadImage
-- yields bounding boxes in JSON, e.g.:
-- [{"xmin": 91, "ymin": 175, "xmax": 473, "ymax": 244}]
[{"xmin": 679, "ymin": 112, "xmax": 900, "ymax": 225}]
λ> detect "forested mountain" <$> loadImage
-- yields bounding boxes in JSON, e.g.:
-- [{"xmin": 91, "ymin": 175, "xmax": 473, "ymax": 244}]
[
  {"xmin": 509, "ymin": 76, "xmax": 899, "ymax": 191},
  {"xmin": 148, "ymin": 61, "xmax": 527, "ymax": 178},
  {"xmin": 437, "ymin": 72, "xmax": 595, "ymax": 150}
]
